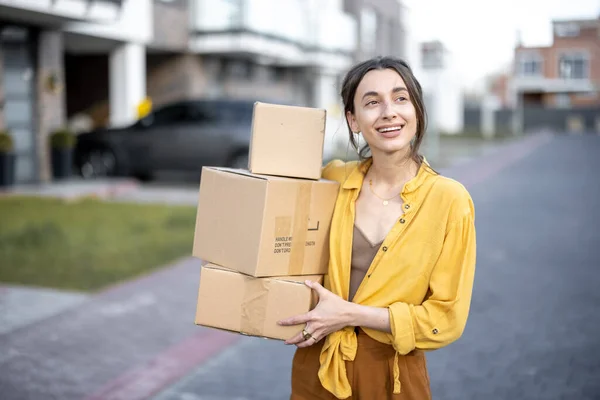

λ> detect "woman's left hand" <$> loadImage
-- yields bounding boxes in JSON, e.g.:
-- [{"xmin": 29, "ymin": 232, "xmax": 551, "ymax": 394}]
[{"xmin": 278, "ymin": 280, "xmax": 354, "ymax": 348}]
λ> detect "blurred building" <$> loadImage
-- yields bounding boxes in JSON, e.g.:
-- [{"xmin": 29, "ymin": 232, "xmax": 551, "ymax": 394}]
[
  {"xmin": 509, "ymin": 17, "xmax": 600, "ymax": 108},
  {"xmin": 0, "ymin": 0, "xmax": 407, "ymax": 183},
  {"xmin": 343, "ymin": 0, "xmax": 405, "ymax": 61},
  {"xmin": 0, "ymin": 0, "xmax": 131, "ymax": 183},
  {"xmin": 465, "ymin": 17, "xmax": 600, "ymax": 136},
  {"xmin": 417, "ymin": 41, "xmax": 463, "ymax": 134}
]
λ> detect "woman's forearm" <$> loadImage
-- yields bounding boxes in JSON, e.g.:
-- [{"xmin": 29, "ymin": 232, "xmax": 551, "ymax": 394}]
[{"xmin": 345, "ymin": 302, "xmax": 392, "ymax": 334}]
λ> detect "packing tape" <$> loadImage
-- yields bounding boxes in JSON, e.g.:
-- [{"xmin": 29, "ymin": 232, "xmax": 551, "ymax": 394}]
[
  {"xmin": 288, "ymin": 182, "xmax": 312, "ymax": 275},
  {"xmin": 240, "ymin": 278, "xmax": 270, "ymax": 336}
]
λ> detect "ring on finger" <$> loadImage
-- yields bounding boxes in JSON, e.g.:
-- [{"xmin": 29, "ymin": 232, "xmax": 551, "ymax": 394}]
[{"xmin": 302, "ymin": 329, "xmax": 312, "ymax": 341}]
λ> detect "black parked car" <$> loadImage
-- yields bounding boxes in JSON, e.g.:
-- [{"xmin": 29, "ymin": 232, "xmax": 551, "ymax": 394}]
[{"xmin": 74, "ymin": 98, "xmax": 255, "ymax": 180}]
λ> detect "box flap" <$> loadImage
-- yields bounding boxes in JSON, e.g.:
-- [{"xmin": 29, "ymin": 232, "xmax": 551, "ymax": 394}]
[
  {"xmin": 205, "ymin": 166, "xmax": 268, "ymax": 180},
  {"xmin": 205, "ymin": 166, "xmax": 340, "ymax": 185},
  {"xmin": 203, "ymin": 263, "xmax": 322, "ymax": 285}
]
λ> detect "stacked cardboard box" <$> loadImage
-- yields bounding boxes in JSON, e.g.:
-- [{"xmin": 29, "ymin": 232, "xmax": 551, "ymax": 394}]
[{"xmin": 192, "ymin": 102, "xmax": 340, "ymax": 341}]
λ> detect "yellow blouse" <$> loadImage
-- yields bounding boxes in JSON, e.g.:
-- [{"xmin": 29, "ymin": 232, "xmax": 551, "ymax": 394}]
[{"xmin": 318, "ymin": 158, "xmax": 477, "ymax": 398}]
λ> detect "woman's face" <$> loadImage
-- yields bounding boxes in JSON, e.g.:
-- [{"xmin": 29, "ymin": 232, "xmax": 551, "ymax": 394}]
[{"xmin": 347, "ymin": 68, "xmax": 418, "ymax": 157}]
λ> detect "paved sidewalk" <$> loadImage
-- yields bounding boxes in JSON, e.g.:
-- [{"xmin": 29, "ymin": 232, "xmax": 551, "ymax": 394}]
[
  {"xmin": 0, "ymin": 285, "xmax": 88, "ymax": 336},
  {"xmin": 0, "ymin": 177, "xmax": 139, "ymax": 201},
  {"xmin": 110, "ymin": 185, "xmax": 199, "ymax": 206},
  {"xmin": 0, "ymin": 257, "xmax": 209, "ymax": 400}
]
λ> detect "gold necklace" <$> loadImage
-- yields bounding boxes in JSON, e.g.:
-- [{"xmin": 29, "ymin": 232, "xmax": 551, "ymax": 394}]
[{"xmin": 368, "ymin": 179, "xmax": 401, "ymax": 206}]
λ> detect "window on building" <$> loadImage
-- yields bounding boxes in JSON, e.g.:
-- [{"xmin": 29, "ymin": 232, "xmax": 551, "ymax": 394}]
[
  {"xmin": 227, "ymin": 59, "xmax": 254, "ymax": 80},
  {"xmin": 222, "ymin": 0, "xmax": 243, "ymax": 26},
  {"xmin": 269, "ymin": 66, "xmax": 286, "ymax": 82},
  {"xmin": 217, "ymin": 58, "xmax": 230, "ymax": 82},
  {"xmin": 388, "ymin": 21, "xmax": 403, "ymax": 56},
  {"xmin": 559, "ymin": 53, "xmax": 588, "ymax": 80},
  {"xmin": 422, "ymin": 47, "xmax": 443, "ymax": 69},
  {"xmin": 555, "ymin": 94, "xmax": 571, "ymax": 108},
  {"xmin": 360, "ymin": 7, "xmax": 377, "ymax": 55},
  {"xmin": 517, "ymin": 53, "xmax": 543, "ymax": 77},
  {"xmin": 421, "ymin": 42, "xmax": 445, "ymax": 69}
]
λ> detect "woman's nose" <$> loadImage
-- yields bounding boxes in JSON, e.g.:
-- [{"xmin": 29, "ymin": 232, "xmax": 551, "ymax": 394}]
[{"xmin": 381, "ymin": 102, "xmax": 397, "ymax": 119}]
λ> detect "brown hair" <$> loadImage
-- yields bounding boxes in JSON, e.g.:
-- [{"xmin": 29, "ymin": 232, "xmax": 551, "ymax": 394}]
[{"xmin": 341, "ymin": 56, "xmax": 427, "ymax": 168}]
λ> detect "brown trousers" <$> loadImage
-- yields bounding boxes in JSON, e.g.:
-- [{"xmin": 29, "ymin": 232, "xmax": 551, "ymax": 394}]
[{"xmin": 290, "ymin": 329, "xmax": 432, "ymax": 400}]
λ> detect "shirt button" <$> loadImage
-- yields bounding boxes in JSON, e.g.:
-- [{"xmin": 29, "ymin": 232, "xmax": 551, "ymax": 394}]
[
  {"xmin": 399, "ymin": 218, "xmax": 406, "ymax": 224},
  {"xmin": 382, "ymin": 246, "xmax": 388, "ymax": 252},
  {"xmin": 404, "ymin": 204, "xmax": 410, "ymax": 209},
  {"xmin": 432, "ymin": 328, "xmax": 439, "ymax": 334}
]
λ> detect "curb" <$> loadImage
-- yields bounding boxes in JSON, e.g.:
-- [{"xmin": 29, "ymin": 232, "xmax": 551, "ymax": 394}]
[
  {"xmin": 0, "ymin": 178, "xmax": 140, "ymax": 201},
  {"xmin": 85, "ymin": 329, "xmax": 241, "ymax": 400},
  {"xmin": 65, "ymin": 179, "xmax": 141, "ymax": 202}
]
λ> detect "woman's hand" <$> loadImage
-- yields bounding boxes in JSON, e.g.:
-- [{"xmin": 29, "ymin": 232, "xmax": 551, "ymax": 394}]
[{"xmin": 278, "ymin": 280, "xmax": 355, "ymax": 348}]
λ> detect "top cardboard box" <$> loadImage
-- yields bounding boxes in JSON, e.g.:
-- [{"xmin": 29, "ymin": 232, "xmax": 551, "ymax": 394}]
[{"xmin": 248, "ymin": 102, "xmax": 326, "ymax": 180}]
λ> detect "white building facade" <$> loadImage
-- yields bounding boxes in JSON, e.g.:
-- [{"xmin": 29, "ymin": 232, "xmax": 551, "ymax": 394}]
[
  {"xmin": 0, "ymin": 0, "xmax": 138, "ymax": 182},
  {"xmin": 0, "ymin": 0, "xmax": 411, "ymax": 183}
]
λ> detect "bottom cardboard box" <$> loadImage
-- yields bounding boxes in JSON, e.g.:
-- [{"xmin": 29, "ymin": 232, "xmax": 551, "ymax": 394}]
[{"xmin": 195, "ymin": 264, "xmax": 323, "ymax": 341}]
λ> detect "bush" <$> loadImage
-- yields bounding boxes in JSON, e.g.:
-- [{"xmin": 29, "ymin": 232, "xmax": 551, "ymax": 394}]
[
  {"xmin": 0, "ymin": 130, "xmax": 14, "ymax": 153},
  {"xmin": 49, "ymin": 129, "xmax": 76, "ymax": 150}
]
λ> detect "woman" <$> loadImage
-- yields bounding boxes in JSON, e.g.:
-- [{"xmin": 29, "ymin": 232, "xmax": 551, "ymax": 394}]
[{"xmin": 278, "ymin": 56, "xmax": 477, "ymax": 399}]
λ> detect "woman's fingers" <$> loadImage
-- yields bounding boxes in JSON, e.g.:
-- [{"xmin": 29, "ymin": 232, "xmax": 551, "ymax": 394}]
[
  {"xmin": 295, "ymin": 334, "xmax": 321, "ymax": 348},
  {"xmin": 284, "ymin": 331, "xmax": 305, "ymax": 345},
  {"xmin": 278, "ymin": 311, "xmax": 312, "ymax": 326},
  {"xmin": 285, "ymin": 325, "xmax": 322, "ymax": 347}
]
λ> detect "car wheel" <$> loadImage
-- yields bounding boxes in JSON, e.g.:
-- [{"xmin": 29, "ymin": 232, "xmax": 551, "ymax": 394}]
[
  {"xmin": 227, "ymin": 151, "xmax": 249, "ymax": 169},
  {"xmin": 78, "ymin": 148, "xmax": 117, "ymax": 179}
]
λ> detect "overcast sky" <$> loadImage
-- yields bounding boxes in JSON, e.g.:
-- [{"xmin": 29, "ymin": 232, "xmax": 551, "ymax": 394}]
[{"xmin": 402, "ymin": 0, "xmax": 600, "ymax": 90}]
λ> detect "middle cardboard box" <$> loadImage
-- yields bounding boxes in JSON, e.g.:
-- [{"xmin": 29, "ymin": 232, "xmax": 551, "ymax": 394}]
[{"xmin": 193, "ymin": 167, "xmax": 340, "ymax": 277}]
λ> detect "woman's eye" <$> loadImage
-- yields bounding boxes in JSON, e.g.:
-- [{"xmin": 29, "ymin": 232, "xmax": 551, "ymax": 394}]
[{"xmin": 396, "ymin": 96, "xmax": 407, "ymax": 102}]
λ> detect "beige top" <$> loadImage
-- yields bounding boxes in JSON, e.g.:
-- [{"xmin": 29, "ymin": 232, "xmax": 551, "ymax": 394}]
[{"xmin": 349, "ymin": 225, "xmax": 382, "ymax": 302}]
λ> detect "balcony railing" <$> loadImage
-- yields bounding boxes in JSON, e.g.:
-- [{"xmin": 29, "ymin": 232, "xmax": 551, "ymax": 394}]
[
  {"xmin": 512, "ymin": 76, "xmax": 597, "ymax": 94},
  {"xmin": 190, "ymin": 0, "xmax": 356, "ymax": 65},
  {"xmin": 0, "ymin": 0, "xmax": 123, "ymax": 23}
]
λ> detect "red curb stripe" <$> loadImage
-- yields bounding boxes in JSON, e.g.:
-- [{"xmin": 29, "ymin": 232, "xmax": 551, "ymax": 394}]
[{"xmin": 85, "ymin": 329, "xmax": 241, "ymax": 400}]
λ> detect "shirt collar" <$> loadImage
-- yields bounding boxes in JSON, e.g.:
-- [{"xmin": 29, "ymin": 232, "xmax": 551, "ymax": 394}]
[{"xmin": 341, "ymin": 157, "xmax": 433, "ymax": 195}]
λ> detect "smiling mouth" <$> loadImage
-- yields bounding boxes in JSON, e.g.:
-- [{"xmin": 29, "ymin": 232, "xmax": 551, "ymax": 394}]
[{"xmin": 377, "ymin": 126, "xmax": 404, "ymax": 134}]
